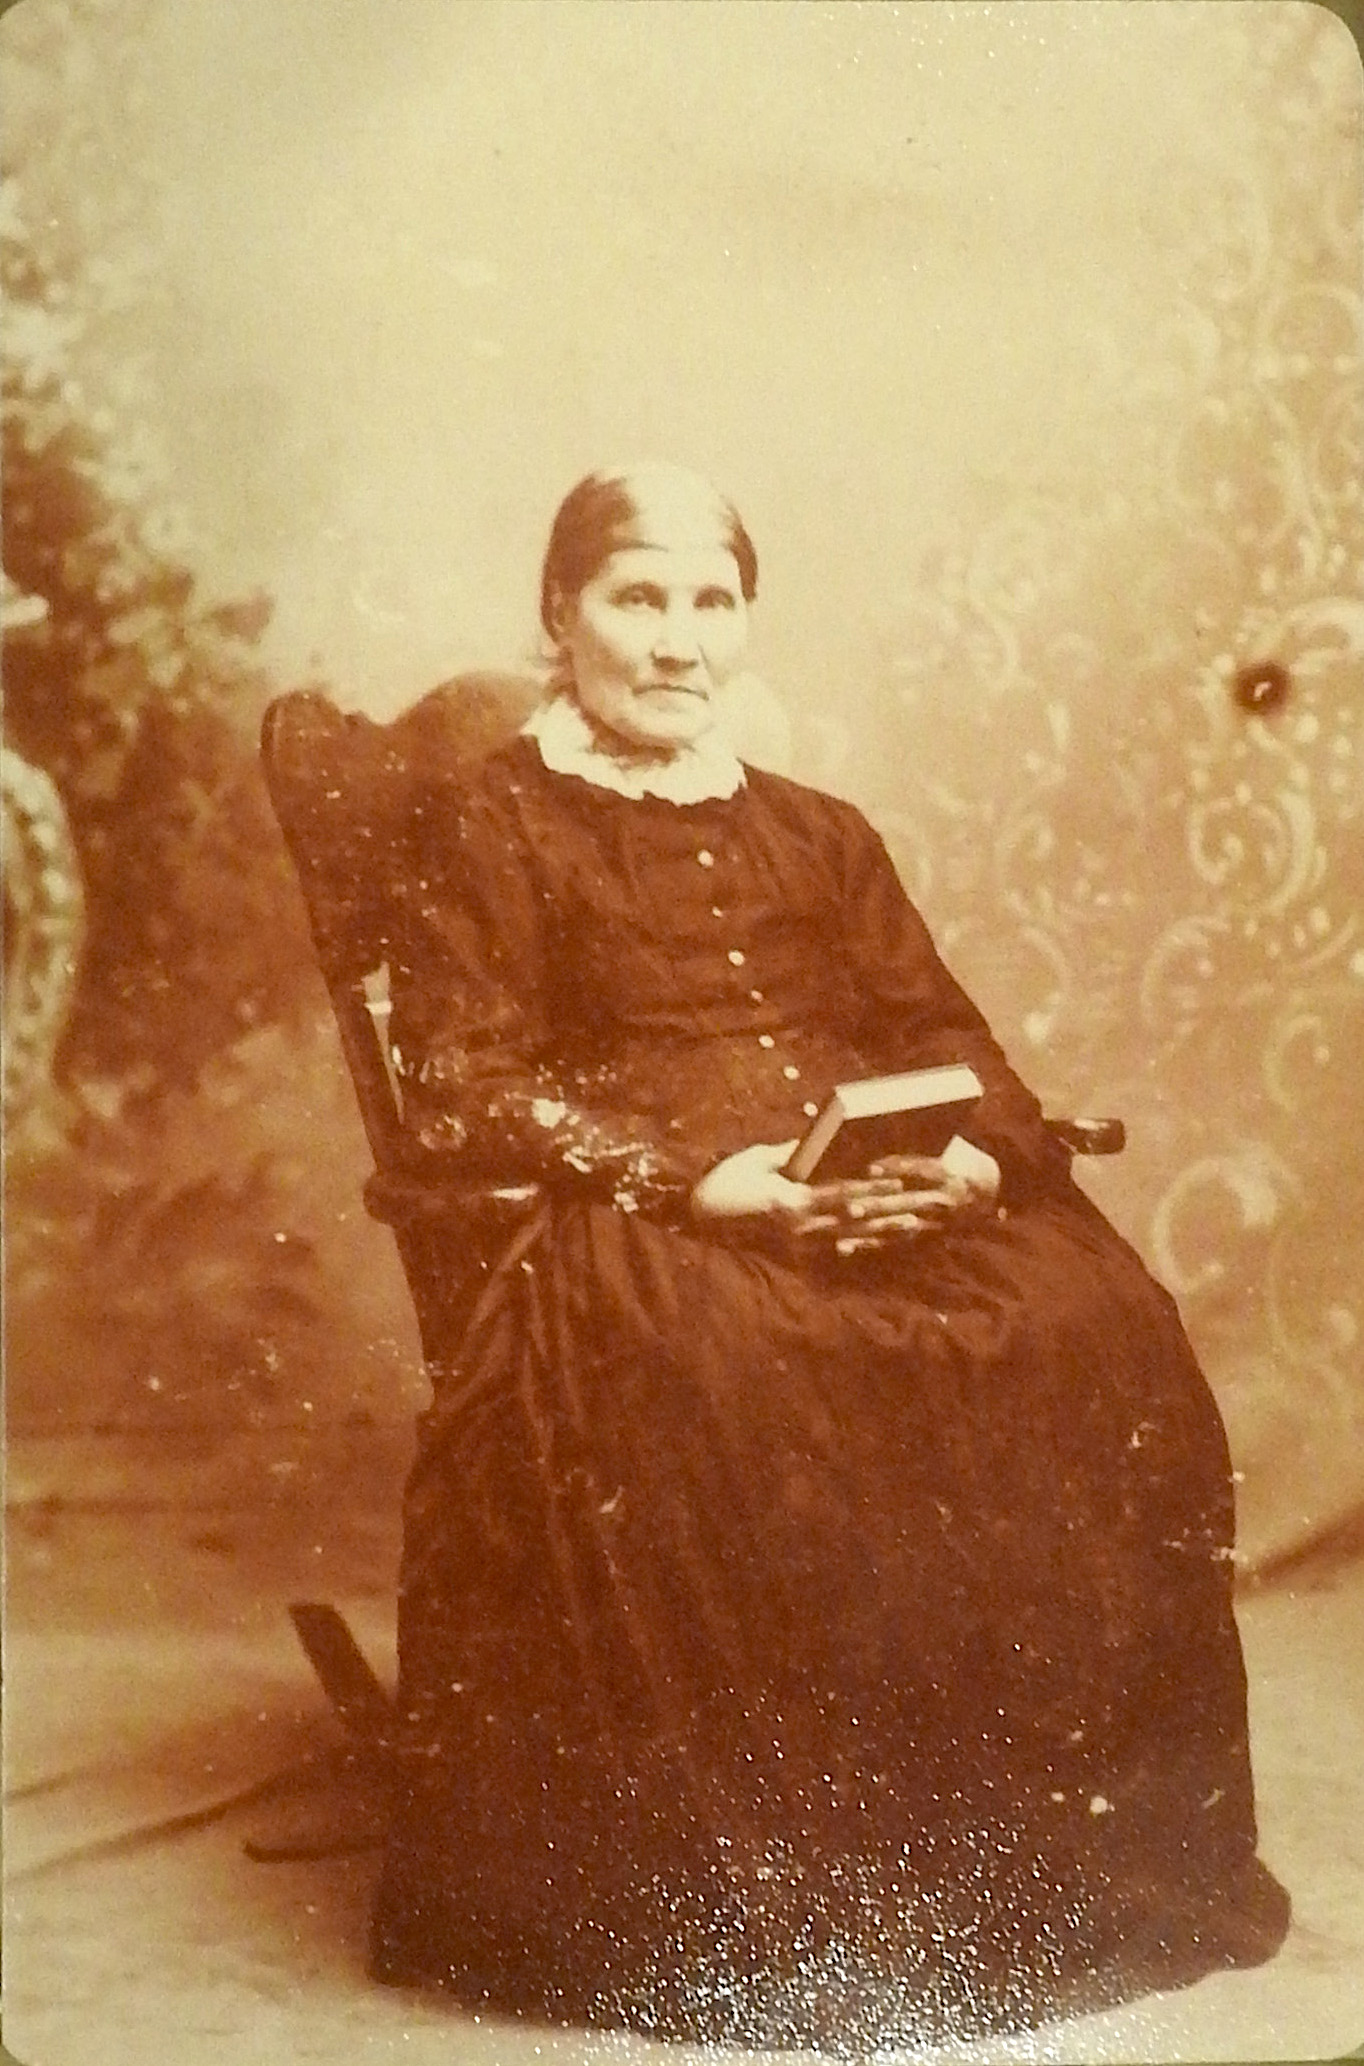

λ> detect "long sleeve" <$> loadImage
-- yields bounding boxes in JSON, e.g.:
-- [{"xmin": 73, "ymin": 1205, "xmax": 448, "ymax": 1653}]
[
  {"xmin": 838, "ymin": 812, "xmax": 1074, "ymax": 1203},
  {"xmin": 387, "ymin": 771, "xmax": 713, "ymax": 1215}
]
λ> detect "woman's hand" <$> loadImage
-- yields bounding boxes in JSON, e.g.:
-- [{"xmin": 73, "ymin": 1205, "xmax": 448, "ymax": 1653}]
[
  {"xmin": 833, "ymin": 1135, "xmax": 1001, "ymax": 1255},
  {"xmin": 690, "ymin": 1136, "xmax": 1001, "ymax": 1255},
  {"xmin": 689, "ymin": 1141, "xmax": 905, "ymax": 1242}
]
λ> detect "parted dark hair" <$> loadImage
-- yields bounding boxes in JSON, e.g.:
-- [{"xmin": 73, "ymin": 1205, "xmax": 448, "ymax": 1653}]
[{"xmin": 539, "ymin": 467, "xmax": 759, "ymax": 636}]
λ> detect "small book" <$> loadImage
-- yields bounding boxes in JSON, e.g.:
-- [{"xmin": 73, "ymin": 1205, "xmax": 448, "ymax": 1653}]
[{"xmin": 784, "ymin": 1064, "xmax": 984, "ymax": 1182}]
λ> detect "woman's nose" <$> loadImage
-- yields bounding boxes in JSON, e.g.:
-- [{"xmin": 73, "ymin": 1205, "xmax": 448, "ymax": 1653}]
[{"xmin": 652, "ymin": 609, "xmax": 701, "ymax": 665}]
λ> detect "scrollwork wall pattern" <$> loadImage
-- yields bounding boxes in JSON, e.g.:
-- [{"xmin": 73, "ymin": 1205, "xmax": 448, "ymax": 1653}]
[{"xmin": 818, "ymin": 10, "xmax": 1363, "ymax": 1566}]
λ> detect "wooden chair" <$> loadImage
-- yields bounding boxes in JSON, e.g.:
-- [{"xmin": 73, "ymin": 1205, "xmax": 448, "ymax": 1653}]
[
  {"xmin": 261, "ymin": 673, "xmax": 554, "ymax": 1375},
  {"xmin": 258, "ymin": 679, "xmax": 1126, "ymax": 1788}
]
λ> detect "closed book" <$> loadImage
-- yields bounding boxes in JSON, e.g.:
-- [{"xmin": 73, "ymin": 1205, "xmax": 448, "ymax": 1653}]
[{"xmin": 784, "ymin": 1064, "xmax": 984, "ymax": 1182}]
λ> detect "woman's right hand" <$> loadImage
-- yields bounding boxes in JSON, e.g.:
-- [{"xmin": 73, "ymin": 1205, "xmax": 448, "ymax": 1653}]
[{"xmin": 690, "ymin": 1141, "xmax": 907, "ymax": 1244}]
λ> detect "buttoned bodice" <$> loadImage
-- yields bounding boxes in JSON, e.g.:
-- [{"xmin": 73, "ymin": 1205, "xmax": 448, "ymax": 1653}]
[{"xmin": 387, "ymin": 736, "xmax": 1069, "ymax": 1204}]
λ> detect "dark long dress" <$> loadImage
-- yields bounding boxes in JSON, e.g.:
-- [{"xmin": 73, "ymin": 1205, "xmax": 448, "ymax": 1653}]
[{"xmin": 369, "ymin": 733, "xmax": 1288, "ymax": 2047}]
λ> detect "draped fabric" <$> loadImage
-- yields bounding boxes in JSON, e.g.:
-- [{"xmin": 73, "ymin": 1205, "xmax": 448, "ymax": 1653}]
[{"xmin": 371, "ymin": 737, "xmax": 1288, "ymax": 2047}]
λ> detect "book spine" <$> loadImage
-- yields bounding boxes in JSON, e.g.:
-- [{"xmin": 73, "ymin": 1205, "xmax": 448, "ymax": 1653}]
[{"xmin": 785, "ymin": 1108, "xmax": 839, "ymax": 1183}]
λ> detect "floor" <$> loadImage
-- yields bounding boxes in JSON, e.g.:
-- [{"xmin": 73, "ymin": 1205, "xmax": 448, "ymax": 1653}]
[{"xmin": 4, "ymin": 1426, "xmax": 1364, "ymax": 2066}]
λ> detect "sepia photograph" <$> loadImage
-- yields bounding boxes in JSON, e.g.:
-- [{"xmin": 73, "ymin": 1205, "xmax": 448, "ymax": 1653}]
[{"xmin": 3, "ymin": 3, "xmax": 1363, "ymax": 2060}]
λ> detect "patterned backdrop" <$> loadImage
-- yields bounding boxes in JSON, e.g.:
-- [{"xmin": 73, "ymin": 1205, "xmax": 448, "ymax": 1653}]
[
  {"xmin": 788, "ymin": 8, "xmax": 1363, "ymax": 1569},
  {"xmin": 4, "ymin": 2, "xmax": 1359, "ymax": 1573}
]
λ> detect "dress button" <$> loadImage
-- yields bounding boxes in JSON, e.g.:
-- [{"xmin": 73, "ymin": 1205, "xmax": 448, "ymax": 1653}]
[
  {"xmin": 727, "ymin": 948, "xmax": 746, "ymax": 966},
  {"xmin": 748, "ymin": 988, "xmax": 764, "ymax": 1003},
  {"xmin": 697, "ymin": 849, "xmax": 715, "ymax": 868},
  {"xmin": 711, "ymin": 905, "xmax": 724, "ymax": 919},
  {"xmin": 758, "ymin": 1033, "xmax": 776, "ymax": 1049},
  {"xmin": 802, "ymin": 1100, "xmax": 820, "ymax": 1118},
  {"xmin": 782, "ymin": 1063, "xmax": 801, "ymax": 1080}
]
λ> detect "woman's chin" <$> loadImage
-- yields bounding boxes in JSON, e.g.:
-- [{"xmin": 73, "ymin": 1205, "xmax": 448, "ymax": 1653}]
[{"xmin": 616, "ymin": 708, "xmax": 716, "ymax": 756}]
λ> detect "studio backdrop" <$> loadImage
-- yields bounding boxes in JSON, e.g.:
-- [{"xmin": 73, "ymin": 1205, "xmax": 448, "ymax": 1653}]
[{"xmin": 4, "ymin": 0, "xmax": 1361, "ymax": 1571}]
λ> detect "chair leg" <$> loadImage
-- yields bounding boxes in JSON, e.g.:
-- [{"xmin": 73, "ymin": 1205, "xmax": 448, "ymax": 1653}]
[
  {"xmin": 242, "ymin": 1603, "xmax": 396, "ymax": 1864},
  {"xmin": 241, "ymin": 1742, "xmax": 390, "ymax": 1862},
  {"xmin": 287, "ymin": 1602, "xmax": 395, "ymax": 1740}
]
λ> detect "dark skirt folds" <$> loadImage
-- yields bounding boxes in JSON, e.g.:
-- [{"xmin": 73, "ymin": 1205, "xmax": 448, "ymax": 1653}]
[{"xmin": 370, "ymin": 1187, "xmax": 1289, "ymax": 2048}]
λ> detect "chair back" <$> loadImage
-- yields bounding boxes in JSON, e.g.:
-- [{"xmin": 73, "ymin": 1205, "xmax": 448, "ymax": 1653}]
[{"xmin": 260, "ymin": 672, "xmax": 543, "ymax": 1173}]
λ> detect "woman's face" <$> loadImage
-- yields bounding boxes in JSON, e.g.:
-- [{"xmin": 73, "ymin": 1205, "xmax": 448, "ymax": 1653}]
[{"xmin": 557, "ymin": 542, "xmax": 750, "ymax": 754}]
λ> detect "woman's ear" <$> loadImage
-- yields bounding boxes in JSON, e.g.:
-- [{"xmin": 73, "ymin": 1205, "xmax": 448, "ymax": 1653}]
[
  {"xmin": 543, "ymin": 582, "xmax": 571, "ymax": 645},
  {"xmin": 537, "ymin": 588, "xmax": 574, "ymax": 686}
]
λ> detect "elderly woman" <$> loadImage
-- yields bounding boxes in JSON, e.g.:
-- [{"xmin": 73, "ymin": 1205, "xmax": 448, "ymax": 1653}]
[{"xmin": 368, "ymin": 464, "xmax": 1288, "ymax": 2047}]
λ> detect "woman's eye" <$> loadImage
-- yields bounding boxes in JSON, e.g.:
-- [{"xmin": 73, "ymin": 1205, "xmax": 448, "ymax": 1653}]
[{"xmin": 606, "ymin": 584, "xmax": 738, "ymax": 613}]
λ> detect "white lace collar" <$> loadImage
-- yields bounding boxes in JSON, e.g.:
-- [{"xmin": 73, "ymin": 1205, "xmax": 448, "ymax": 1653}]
[{"xmin": 522, "ymin": 692, "xmax": 746, "ymax": 804}]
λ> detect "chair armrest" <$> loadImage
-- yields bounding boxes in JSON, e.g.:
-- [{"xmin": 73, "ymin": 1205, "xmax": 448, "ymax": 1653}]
[
  {"xmin": 363, "ymin": 1170, "xmax": 543, "ymax": 1227},
  {"xmin": 1043, "ymin": 1116, "xmax": 1126, "ymax": 1156},
  {"xmin": 365, "ymin": 1121, "xmax": 1126, "ymax": 1231},
  {"xmin": 365, "ymin": 1122, "xmax": 1127, "ymax": 1224}
]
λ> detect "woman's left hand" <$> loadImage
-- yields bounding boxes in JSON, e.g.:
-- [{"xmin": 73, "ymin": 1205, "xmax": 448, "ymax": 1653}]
[{"xmin": 829, "ymin": 1135, "xmax": 1001, "ymax": 1256}]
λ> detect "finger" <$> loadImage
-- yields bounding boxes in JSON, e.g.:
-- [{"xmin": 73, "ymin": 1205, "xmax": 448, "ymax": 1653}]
[
  {"xmin": 863, "ymin": 1204, "xmax": 936, "ymax": 1227},
  {"xmin": 833, "ymin": 1227, "xmax": 929, "ymax": 1255},
  {"xmin": 812, "ymin": 1188, "xmax": 927, "ymax": 1228},
  {"xmin": 846, "ymin": 1189, "xmax": 951, "ymax": 1219},
  {"xmin": 851, "ymin": 1206, "xmax": 938, "ymax": 1231},
  {"xmin": 837, "ymin": 1218, "xmax": 929, "ymax": 1251},
  {"xmin": 867, "ymin": 1155, "xmax": 944, "ymax": 1180},
  {"xmin": 760, "ymin": 1140, "xmax": 803, "ymax": 1170},
  {"xmin": 807, "ymin": 1177, "xmax": 905, "ymax": 1208}
]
